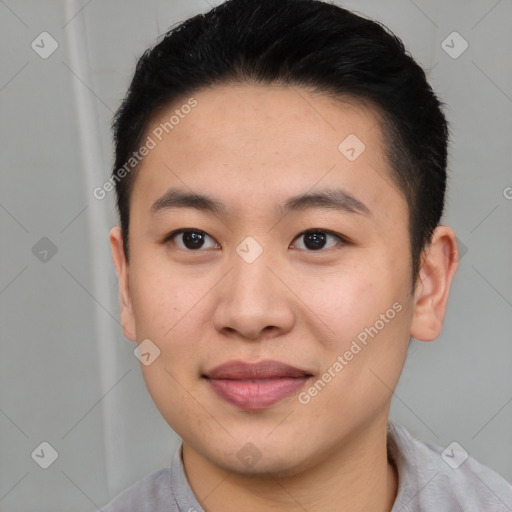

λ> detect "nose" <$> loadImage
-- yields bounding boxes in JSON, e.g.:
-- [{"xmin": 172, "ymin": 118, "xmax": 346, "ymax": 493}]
[{"xmin": 210, "ymin": 248, "xmax": 296, "ymax": 341}]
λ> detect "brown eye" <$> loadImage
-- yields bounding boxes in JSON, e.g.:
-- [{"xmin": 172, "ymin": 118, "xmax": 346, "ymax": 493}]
[
  {"xmin": 166, "ymin": 229, "xmax": 219, "ymax": 250},
  {"xmin": 291, "ymin": 230, "xmax": 346, "ymax": 251}
]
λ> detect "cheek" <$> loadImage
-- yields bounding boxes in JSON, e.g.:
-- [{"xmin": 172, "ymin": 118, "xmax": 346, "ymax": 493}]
[
  {"xmin": 129, "ymin": 263, "xmax": 215, "ymax": 374},
  {"xmin": 292, "ymin": 262, "xmax": 384, "ymax": 340},
  {"xmin": 129, "ymin": 262, "xmax": 193, "ymax": 336},
  {"xmin": 301, "ymin": 256, "xmax": 412, "ymax": 377},
  {"xmin": 132, "ymin": 269, "xmax": 205, "ymax": 414}
]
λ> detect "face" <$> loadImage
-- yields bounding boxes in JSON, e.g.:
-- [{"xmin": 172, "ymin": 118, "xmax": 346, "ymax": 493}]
[{"xmin": 110, "ymin": 84, "xmax": 455, "ymax": 476}]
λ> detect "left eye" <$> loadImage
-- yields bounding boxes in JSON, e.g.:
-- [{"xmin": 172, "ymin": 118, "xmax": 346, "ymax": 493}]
[{"xmin": 290, "ymin": 230, "xmax": 346, "ymax": 251}]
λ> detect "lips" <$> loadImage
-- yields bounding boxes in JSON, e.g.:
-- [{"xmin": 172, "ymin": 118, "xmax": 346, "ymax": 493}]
[{"xmin": 203, "ymin": 360, "xmax": 313, "ymax": 410}]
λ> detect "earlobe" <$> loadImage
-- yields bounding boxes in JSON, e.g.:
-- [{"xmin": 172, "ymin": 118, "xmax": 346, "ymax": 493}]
[
  {"xmin": 109, "ymin": 226, "xmax": 137, "ymax": 342},
  {"xmin": 410, "ymin": 226, "xmax": 459, "ymax": 342}
]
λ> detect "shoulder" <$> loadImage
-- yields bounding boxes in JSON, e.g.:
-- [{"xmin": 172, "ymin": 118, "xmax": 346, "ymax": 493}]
[
  {"xmin": 389, "ymin": 421, "xmax": 512, "ymax": 512},
  {"xmin": 101, "ymin": 467, "xmax": 176, "ymax": 512}
]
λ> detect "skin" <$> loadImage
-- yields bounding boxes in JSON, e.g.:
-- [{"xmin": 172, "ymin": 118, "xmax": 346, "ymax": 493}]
[{"xmin": 110, "ymin": 83, "xmax": 459, "ymax": 511}]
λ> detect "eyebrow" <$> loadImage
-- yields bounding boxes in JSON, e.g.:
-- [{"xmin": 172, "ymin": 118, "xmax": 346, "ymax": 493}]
[{"xmin": 149, "ymin": 187, "xmax": 370, "ymax": 217}]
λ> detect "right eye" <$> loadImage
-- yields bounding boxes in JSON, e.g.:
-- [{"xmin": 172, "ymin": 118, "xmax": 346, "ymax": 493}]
[{"xmin": 164, "ymin": 229, "xmax": 220, "ymax": 251}]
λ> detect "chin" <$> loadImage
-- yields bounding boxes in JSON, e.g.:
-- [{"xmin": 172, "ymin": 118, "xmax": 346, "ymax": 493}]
[{"xmin": 200, "ymin": 433, "xmax": 319, "ymax": 478}]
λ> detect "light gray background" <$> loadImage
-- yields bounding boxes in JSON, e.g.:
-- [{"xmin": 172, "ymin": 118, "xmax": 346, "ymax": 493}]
[{"xmin": 1, "ymin": 0, "xmax": 511, "ymax": 510}]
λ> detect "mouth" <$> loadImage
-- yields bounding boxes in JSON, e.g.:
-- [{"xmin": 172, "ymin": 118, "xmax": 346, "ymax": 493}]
[{"xmin": 202, "ymin": 360, "xmax": 313, "ymax": 410}]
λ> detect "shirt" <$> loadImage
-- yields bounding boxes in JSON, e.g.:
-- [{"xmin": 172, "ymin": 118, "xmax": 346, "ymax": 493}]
[{"xmin": 100, "ymin": 421, "xmax": 512, "ymax": 511}]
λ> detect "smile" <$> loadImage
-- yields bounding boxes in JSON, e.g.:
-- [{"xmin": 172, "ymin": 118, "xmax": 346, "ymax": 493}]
[{"xmin": 203, "ymin": 359, "xmax": 313, "ymax": 410}]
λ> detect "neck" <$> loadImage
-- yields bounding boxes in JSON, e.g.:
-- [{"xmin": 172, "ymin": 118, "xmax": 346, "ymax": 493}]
[{"xmin": 182, "ymin": 417, "xmax": 398, "ymax": 512}]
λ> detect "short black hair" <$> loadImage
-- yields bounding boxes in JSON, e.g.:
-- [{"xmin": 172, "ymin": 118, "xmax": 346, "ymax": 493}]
[{"xmin": 111, "ymin": 0, "xmax": 448, "ymax": 283}]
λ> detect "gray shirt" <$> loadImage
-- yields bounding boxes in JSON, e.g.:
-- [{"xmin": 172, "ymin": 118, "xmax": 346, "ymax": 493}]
[{"xmin": 101, "ymin": 421, "xmax": 512, "ymax": 511}]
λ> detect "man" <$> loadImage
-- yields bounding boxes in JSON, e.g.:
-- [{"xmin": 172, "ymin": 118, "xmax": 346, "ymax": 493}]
[{"xmin": 104, "ymin": 0, "xmax": 512, "ymax": 510}]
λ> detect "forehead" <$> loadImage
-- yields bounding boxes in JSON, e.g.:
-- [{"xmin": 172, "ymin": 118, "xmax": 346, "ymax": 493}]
[{"xmin": 130, "ymin": 83, "xmax": 405, "ymax": 222}]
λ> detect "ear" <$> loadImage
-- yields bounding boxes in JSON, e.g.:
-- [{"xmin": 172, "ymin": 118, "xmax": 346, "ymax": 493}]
[
  {"xmin": 109, "ymin": 226, "xmax": 137, "ymax": 342},
  {"xmin": 410, "ymin": 225, "xmax": 459, "ymax": 341}
]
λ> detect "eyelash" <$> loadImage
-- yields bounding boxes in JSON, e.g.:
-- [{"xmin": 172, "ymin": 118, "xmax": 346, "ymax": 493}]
[{"xmin": 163, "ymin": 228, "xmax": 349, "ymax": 252}]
